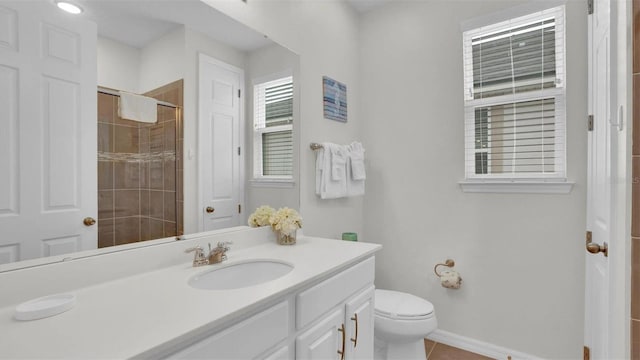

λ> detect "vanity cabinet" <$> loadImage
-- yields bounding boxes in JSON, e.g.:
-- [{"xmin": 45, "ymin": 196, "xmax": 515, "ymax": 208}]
[
  {"xmin": 296, "ymin": 286, "xmax": 375, "ymax": 360},
  {"xmin": 344, "ymin": 286, "xmax": 375, "ymax": 360},
  {"xmin": 163, "ymin": 256, "xmax": 376, "ymax": 360},
  {"xmin": 296, "ymin": 307, "xmax": 346, "ymax": 359},
  {"xmin": 295, "ymin": 256, "xmax": 375, "ymax": 360}
]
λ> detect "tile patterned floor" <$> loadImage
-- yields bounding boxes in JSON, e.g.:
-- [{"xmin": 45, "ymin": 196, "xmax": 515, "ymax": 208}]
[{"xmin": 425, "ymin": 339, "xmax": 494, "ymax": 360}]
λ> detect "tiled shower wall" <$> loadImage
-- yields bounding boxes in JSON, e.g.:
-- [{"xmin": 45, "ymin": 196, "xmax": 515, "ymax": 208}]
[
  {"xmin": 633, "ymin": 1, "xmax": 640, "ymax": 358},
  {"xmin": 97, "ymin": 80, "xmax": 184, "ymax": 248}
]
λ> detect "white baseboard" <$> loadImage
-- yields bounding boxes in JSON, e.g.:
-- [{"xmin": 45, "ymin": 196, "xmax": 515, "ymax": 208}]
[{"xmin": 426, "ymin": 329, "xmax": 545, "ymax": 360}]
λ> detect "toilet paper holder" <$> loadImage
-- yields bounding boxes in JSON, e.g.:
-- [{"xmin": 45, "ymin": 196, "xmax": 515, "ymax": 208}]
[
  {"xmin": 434, "ymin": 259, "xmax": 462, "ymax": 289},
  {"xmin": 433, "ymin": 259, "xmax": 455, "ymax": 277}
]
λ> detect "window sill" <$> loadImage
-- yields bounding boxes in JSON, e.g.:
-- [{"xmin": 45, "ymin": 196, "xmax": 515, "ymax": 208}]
[
  {"xmin": 458, "ymin": 180, "xmax": 574, "ymax": 194},
  {"xmin": 249, "ymin": 178, "xmax": 296, "ymax": 189}
]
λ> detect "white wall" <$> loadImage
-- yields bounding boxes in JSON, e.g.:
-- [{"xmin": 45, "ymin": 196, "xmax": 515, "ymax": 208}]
[
  {"xmin": 245, "ymin": 43, "xmax": 300, "ymax": 216},
  {"xmin": 359, "ymin": 1, "xmax": 587, "ymax": 358},
  {"xmin": 138, "ymin": 28, "xmax": 186, "ymax": 93},
  {"xmin": 97, "ymin": 37, "xmax": 141, "ymax": 93},
  {"xmin": 203, "ymin": 0, "xmax": 364, "ymax": 240},
  {"xmin": 97, "ymin": 29, "xmax": 185, "ymax": 95}
]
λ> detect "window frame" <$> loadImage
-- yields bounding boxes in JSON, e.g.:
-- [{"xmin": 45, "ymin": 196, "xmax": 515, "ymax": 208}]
[
  {"xmin": 459, "ymin": 5, "xmax": 573, "ymax": 194},
  {"xmin": 251, "ymin": 72, "xmax": 294, "ymax": 185}
]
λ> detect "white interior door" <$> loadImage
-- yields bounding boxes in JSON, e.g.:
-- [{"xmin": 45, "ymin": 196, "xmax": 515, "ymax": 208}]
[
  {"xmin": 198, "ymin": 54, "xmax": 243, "ymax": 231},
  {"xmin": 0, "ymin": 1, "xmax": 97, "ymax": 264},
  {"xmin": 586, "ymin": 0, "xmax": 612, "ymax": 357}
]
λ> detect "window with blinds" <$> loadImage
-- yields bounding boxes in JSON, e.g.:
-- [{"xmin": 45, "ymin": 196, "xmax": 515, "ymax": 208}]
[
  {"xmin": 462, "ymin": 6, "xmax": 566, "ymax": 180},
  {"xmin": 253, "ymin": 76, "xmax": 293, "ymax": 178}
]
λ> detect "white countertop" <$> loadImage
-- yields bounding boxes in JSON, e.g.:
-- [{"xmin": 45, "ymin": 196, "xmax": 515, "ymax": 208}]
[{"xmin": 0, "ymin": 234, "xmax": 380, "ymax": 359}]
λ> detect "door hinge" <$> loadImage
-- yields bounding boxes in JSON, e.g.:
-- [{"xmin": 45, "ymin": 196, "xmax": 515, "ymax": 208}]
[
  {"xmin": 584, "ymin": 346, "xmax": 590, "ymax": 360},
  {"xmin": 586, "ymin": 230, "xmax": 592, "ymax": 244},
  {"xmin": 588, "ymin": 115, "xmax": 594, "ymax": 131},
  {"xmin": 237, "ymin": 147, "xmax": 241, "ymax": 156},
  {"xmin": 238, "ymin": 89, "xmax": 241, "ymax": 98},
  {"xmin": 587, "ymin": 0, "xmax": 593, "ymax": 15},
  {"xmin": 238, "ymin": 204, "xmax": 241, "ymax": 214}
]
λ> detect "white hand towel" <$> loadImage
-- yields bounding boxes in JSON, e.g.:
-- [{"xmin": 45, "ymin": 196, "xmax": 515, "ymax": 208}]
[
  {"xmin": 346, "ymin": 142, "xmax": 365, "ymax": 197},
  {"xmin": 330, "ymin": 145, "xmax": 347, "ymax": 181},
  {"xmin": 118, "ymin": 91, "xmax": 158, "ymax": 123},
  {"xmin": 349, "ymin": 142, "xmax": 366, "ymax": 180},
  {"xmin": 315, "ymin": 147, "xmax": 324, "ymax": 196},
  {"xmin": 320, "ymin": 143, "xmax": 347, "ymax": 199}
]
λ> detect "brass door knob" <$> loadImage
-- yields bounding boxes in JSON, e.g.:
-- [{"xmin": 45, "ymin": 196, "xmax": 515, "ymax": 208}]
[
  {"xmin": 586, "ymin": 241, "xmax": 608, "ymax": 257},
  {"xmin": 83, "ymin": 217, "xmax": 96, "ymax": 226},
  {"xmin": 205, "ymin": 206, "xmax": 215, "ymax": 213}
]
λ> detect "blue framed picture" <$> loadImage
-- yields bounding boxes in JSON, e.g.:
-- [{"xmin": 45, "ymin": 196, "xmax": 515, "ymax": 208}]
[{"xmin": 323, "ymin": 76, "xmax": 347, "ymax": 122}]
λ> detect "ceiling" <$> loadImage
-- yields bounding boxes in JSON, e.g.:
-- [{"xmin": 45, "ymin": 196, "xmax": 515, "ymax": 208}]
[
  {"xmin": 65, "ymin": 0, "xmax": 392, "ymax": 50},
  {"xmin": 71, "ymin": 0, "xmax": 272, "ymax": 51}
]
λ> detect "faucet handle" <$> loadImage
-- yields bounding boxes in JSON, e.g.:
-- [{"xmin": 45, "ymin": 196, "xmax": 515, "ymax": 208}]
[
  {"xmin": 185, "ymin": 246, "xmax": 204, "ymax": 254},
  {"xmin": 185, "ymin": 246, "xmax": 208, "ymax": 267},
  {"xmin": 207, "ymin": 242, "xmax": 231, "ymax": 264}
]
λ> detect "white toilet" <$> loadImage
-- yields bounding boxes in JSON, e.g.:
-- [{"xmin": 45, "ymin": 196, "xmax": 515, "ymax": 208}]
[{"xmin": 374, "ymin": 289, "xmax": 437, "ymax": 360}]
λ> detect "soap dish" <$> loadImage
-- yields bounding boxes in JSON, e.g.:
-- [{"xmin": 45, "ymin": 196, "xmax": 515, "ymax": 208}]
[{"xmin": 14, "ymin": 293, "xmax": 76, "ymax": 321}]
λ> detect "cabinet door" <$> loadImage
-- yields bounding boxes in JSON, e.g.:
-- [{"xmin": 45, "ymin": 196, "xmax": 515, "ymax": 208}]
[
  {"xmin": 345, "ymin": 286, "xmax": 375, "ymax": 360},
  {"xmin": 296, "ymin": 308, "xmax": 345, "ymax": 360}
]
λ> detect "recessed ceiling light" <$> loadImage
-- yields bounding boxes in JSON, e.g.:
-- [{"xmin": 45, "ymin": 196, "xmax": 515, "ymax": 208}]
[{"xmin": 55, "ymin": 1, "xmax": 83, "ymax": 15}]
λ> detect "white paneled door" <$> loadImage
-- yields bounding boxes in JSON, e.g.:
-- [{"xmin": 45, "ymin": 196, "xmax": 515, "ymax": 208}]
[
  {"xmin": 0, "ymin": 1, "xmax": 97, "ymax": 264},
  {"xmin": 586, "ymin": 0, "xmax": 615, "ymax": 358},
  {"xmin": 198, "ymin": 54, "xmax": 244, "ymax": 231}
]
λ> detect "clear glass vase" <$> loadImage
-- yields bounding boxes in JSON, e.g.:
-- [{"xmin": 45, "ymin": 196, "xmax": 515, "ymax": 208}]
[{"xmin": 277, "ymin": 230, "xmax": 297, "ymax": 245}]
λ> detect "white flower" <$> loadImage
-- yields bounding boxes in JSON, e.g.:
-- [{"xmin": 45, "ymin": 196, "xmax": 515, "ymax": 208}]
[
  {"xmin": 248, "ymin": 205, "xmax": 276, "ymax": 227},
  {"xmin": 269, "ymin": 207, "xmax": 303, "ymax": 236}
]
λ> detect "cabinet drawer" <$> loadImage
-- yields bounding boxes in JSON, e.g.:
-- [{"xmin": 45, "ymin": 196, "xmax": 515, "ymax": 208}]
[
  {"xmin": 166, "ymin": 300, "xmax": 289, "ymax": 359},
  {"xmin": 296, "ymin": 256, "xmax": 375, "ymax": 329}
]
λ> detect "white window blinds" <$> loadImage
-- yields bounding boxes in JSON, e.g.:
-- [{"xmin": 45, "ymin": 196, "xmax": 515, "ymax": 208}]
[
  {"xmin": 253, "ymin": 76, "xmax": 293, "ymax": 178},
  {"xmin": 462, "ymin": 6, "xmax": 566, "ymax": 180}
]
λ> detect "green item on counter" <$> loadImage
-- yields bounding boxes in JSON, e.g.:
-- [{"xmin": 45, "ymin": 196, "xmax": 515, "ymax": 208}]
[{"xmin": 342, "ymin": 232, "xmax": 358, "ymax": 241}]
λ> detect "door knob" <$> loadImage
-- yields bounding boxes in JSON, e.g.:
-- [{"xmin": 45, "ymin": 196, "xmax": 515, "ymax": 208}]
[
  {"xmin": 205, "ymin": 207, "xmax": 215, "ymax": 213},
  {"xmin": 585, "ymin": 231, "xmax": 608, "ymax": 257},
  {"xmin": 83, "ymin": 217, "xmax": 96, "ymax": 226},
  {"xmin": 586, "ymin": 242, "xmax": 608, "ymax": 257}
]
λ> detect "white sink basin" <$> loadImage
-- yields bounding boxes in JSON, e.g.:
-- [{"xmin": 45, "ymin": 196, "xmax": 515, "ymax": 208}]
[{"xmin": 188, "ymin": 260, "xmax": 294, "ymax": 290}]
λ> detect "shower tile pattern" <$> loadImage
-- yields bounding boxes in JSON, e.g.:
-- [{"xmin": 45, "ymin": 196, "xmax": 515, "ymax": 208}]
[{"xmin": 97, "ymin": 80, "xmax": 184, "ymax": 248}]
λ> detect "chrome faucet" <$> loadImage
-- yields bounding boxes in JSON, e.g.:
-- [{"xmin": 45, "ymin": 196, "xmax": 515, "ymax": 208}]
[
  {"xmin": 207, "ymin": 242, "xmax": 231, "ymax": 264},
  {"xmin": 185, "ymin": 242, "xmax": 232, "ymax": 267},
  {"xmin": 185, "ymin": 246, "xmax": 208, "ymax": 267}
]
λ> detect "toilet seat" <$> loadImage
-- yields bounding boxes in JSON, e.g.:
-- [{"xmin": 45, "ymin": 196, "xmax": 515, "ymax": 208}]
[{"xmin": 374, "ymin": 289, "xmax": 434, "ymax": 321}]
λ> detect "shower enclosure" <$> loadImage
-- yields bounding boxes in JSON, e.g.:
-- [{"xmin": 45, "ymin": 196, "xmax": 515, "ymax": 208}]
[{"xmin": 97, "ymin": 80, "xmax": 184, "ymax": 248}]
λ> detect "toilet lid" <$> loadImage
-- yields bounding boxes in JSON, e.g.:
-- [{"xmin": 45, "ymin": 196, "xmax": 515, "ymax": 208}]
[{"xmin": 375, "ymin": 289, "xmax": 434, "ymax": 320}]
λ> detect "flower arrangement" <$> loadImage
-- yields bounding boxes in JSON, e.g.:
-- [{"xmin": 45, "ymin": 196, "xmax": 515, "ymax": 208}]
[
  {"xmin": 269, "ymin": 207, "xmax": 302, "ymax": 236},
  {"xmin": 248, "ymin": 206, "xmax": 302, "ymax": 245},
  {"xmin": 248, "ymin": 205, "xmax": 275, "ymax": 227}
]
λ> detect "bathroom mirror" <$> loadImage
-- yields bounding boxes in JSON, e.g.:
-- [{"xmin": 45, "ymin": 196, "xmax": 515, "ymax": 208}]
[{"xmin": 0, "ymin": 0, "xmax": 300, "ymax": 270}]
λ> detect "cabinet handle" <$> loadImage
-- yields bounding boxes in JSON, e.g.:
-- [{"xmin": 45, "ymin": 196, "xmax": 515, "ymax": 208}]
[
  {"xmin": 337, "ymin": 323, "xmax": 346, "ymax": 360},
  {"xmin": 350, "ymin": 313, "xmax": 358, "ymax": 348}
]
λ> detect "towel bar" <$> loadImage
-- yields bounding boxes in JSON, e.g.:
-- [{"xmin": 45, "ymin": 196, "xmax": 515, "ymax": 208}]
[{"xmin": 310, "ymin": 143, "xmax": 323, "ymax": 150}]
